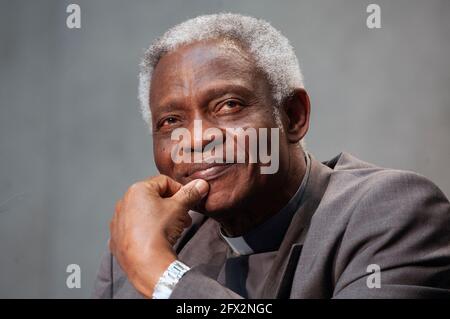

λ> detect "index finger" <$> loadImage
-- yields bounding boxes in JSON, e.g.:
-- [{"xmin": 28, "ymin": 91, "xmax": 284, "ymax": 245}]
[{"xmin": 144, "ymin": 175, "xmax": 183, "ymax": 198}]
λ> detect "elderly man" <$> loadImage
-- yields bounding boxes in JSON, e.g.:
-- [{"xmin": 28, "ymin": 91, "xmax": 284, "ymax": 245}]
[{"xmin": 93, "ymin": 13, "xmax": 450, "ymax": 299}]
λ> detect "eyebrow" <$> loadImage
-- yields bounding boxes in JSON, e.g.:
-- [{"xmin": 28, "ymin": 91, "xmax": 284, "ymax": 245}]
[
  {"xmin": 154, "ymin": 82, "xmax": 255, "ymax": 114},
  {"xmin": 200, "ymin": 82, "xmax": 254, "ymax": 101}
]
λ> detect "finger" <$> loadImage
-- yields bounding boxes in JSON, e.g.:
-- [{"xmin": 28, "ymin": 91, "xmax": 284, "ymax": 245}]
[
  {"xmin": 144, "ymin": 175, "xmax": 183, "ymax": 197},
  {"xmin": 183, "ymin": 213, "xmax": 193, "ymax": 228},
  {"xmin": 171, "ymin": 179, "xmax": 209, "ymax": 209},
  {"xmin": 115, "ymin": 199, "xmax": 123, "ymax": 214},
  {"xmin": 167, "ymin": 232, "xmax": 181, "ymax": 246}
]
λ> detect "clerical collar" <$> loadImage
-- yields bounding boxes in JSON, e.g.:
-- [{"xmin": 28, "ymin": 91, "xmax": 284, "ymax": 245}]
[{"xmin": 220, "ymin": 152, "xmax": 311, "ymax": 256}]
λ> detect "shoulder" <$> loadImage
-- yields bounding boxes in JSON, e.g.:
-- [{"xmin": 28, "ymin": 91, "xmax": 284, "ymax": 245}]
[
  {"xmin": 325, "ymin": 152, "xmax": 449, "ymax": 212},
  {"xmin": 321, "ymin": 152, "xmax": 450, "ymax": 262},
  {"xmin": 314, "ymin": 153, "xmax": 450, "ymax": 296},
  {"xmin": 316, "ymin": 151, "xmax": 450, "ymax": 248}
]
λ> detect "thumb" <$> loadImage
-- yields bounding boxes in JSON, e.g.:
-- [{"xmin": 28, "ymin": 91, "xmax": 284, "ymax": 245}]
[{"xmin": 172, "ymin": 179, "xmax": 209, "ymax": 208}]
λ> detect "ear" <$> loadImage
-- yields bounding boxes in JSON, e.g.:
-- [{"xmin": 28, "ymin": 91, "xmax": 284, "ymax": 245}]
[{"xmin": 281, "ymin": 88, "xmax": 311, "ymax": 143}]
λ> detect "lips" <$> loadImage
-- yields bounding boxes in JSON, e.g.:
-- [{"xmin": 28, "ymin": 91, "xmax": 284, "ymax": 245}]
[{"xmin": 186, "ymin": 162, "xmax": 234, "ymax": 181}]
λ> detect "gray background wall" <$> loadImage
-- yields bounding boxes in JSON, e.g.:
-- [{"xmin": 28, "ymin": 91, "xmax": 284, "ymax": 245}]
[{"xmin": 0, "ymin": 0, "xmax": 449, "ymax": 298}]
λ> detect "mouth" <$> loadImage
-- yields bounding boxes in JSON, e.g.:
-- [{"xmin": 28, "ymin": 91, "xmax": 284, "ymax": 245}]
[{"xmin": 186, "ymin": 162, "xmax": 234, "ymax": 181}]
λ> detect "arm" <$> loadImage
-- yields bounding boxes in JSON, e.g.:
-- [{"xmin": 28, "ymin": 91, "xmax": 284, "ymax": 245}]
[
  {"xmin": 107, "ymin": 175, "xmax": 215, "ymax": 298},
  {"xmin": 332, "ymin": 171, "xmax": 450, "ymax": 298},
  {"xmin": 92, "ymin": 252, "xmax": 244, "ymax": 299},
  {"xmin": 92, "ymin": 250, "xmax": 113, "ymax": 299},
  {"xmin": 169, "ymin": 266, "xmax": 244, "ymax": 299}
]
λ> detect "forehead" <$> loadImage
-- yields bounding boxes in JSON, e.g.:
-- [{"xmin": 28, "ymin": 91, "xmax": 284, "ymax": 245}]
[{"xmin": 149, "ymin": 39, "xmax": 261, "ymax": 104}]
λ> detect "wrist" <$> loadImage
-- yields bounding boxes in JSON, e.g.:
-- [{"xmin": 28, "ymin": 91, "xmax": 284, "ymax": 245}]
[
  {"xmin": 152, "ymin": 260, "xmax": 191, "ymax": 299},
  {"xmin": 130, "ymin": 252, "xmax": 177, "ymax": 298}
]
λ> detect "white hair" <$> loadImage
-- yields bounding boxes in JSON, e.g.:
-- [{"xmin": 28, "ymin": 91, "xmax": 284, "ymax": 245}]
[{"xmin": 138, "ymin": 13, "xmax": 305, "ymax": 146}]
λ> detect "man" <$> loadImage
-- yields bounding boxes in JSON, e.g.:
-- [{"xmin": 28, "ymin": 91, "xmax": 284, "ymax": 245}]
[{"xmin": 93, "ymin": 13, "xmax": 450, "ymax": 299}]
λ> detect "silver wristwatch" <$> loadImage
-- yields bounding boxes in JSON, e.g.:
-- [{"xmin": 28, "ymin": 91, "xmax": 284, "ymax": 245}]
[{"xmin": 152, "ymin": 260, "xmax": 190, "ymax": 299}]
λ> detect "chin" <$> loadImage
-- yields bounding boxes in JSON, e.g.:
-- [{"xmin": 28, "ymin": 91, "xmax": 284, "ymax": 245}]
[
  {"xmin": 200, "ymin": 182, "xmax": 251, "ymax": 217},
  {"xmin": 199, "ymin": 189, "xmax": 234, "ymax": 215},
  {"xmin": 192, "ymin": 164, "xmax": 256, "ymax": 215}
]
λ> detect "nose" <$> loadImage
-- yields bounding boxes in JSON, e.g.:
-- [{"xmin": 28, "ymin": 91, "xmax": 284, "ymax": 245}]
[
  {"xmin": 178, "ymin": 119, "xmax": 222, "ymax": 153},
  {"xmin": 176, "ymin": 119, "xmax": 229, "ymax": 164},
  {"xmin": 191, "ymin": 119, "xmax": 209, "ymax": 153}
]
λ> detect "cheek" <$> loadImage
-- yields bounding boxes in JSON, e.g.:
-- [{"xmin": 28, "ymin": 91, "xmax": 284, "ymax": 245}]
[{"xmin": 153, "ymin": 140, "xmax": 174, "ymax": 174}]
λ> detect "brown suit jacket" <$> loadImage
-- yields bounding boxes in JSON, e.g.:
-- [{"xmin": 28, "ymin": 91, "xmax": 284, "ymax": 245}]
[{"xmin": 93, "ymin": 152, "xmax": 450, "ymax": 298}]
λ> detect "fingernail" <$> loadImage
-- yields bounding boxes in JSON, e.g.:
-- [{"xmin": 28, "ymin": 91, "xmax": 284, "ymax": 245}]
[{"xmin": 194, "ymin": 179, "xmax": 209, "ymax": 196}]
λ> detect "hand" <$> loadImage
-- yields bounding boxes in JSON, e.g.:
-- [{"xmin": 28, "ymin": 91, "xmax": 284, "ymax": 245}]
[{"xmin": 109, "ymin": 175, "xmax": 209, "ymax": 298}]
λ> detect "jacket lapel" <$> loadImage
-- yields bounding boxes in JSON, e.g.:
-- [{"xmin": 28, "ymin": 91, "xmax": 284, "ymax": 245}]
[
  {"xmin": 261, "ymin": 155, "xmax": 333, "ymax": 298},
  {"xmin": 177, "ymin": 216, "xmax": 229, "ymax": 279}
]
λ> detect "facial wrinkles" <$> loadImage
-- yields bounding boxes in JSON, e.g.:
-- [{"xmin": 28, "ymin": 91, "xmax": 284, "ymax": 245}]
[
  {"xmin": 169, "ymin": 44, "xmax": 255, "ymax": 119},
  {"xmin": 151, "ymin": 39, "xmax": 278, "ymax": 145}
]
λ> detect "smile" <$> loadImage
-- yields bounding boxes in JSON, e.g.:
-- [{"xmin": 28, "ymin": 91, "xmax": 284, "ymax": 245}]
[
  {"xmin": 187, "ymin": 163, "xmax": 234, "ymax": 181},
  {"xmin": 171, "ymin": 120, "xmax": 280, "ymax": 175}
]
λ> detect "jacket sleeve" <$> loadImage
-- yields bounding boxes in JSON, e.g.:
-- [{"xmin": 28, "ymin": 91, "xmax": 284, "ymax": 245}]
[
  {"xmin": 92, "ymin": 250, "xmax": 244, "ymax": 299},
  {"xmin": 332, "ymin": 171, "xmax": 450, "ymax": 298},
  {"xmin": 92, "ymin": 250, "xmax": 113, "ymax": 298},
  {"xmin": 91, "ymin": 211, "xmax": 221, "ymax": 299},
  {"xmin": 169, "ymin": 265, "xmax": 244, "ymax": 299}
]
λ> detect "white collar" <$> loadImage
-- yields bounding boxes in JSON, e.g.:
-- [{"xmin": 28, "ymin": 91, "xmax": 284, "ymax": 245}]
[{"xmin": 220, "ymin": 153, "xmax": 311, "ymax": 255}]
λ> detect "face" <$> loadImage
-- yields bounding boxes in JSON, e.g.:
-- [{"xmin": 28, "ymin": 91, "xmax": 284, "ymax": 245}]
[{"xmin": 149, "ymin": 39, "xmax": 291, "ymax": 216}]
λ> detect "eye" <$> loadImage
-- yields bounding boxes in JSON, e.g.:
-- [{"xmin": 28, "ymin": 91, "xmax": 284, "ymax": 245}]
[
  {"xmin": 224, "ymin": 100, "xmax": 239, "ymax": 108},
  {"xmin": 159, "ymin": 116, "xmax": 179, "ymax": 128},
  {"xmin": 217, "ymin": 99, "xmax": 244, "ymax": 114}
]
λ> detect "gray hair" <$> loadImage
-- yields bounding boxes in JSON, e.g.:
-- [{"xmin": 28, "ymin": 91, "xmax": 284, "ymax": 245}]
[{"xmin": 138, "ymin": 13, "xmax": 306, "ymax": 148}]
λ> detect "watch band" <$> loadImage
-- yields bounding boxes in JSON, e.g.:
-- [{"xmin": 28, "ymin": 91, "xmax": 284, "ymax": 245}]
[{"xmin": 152, "ymin": 260, "xmax": 190, "ymax": 299}]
